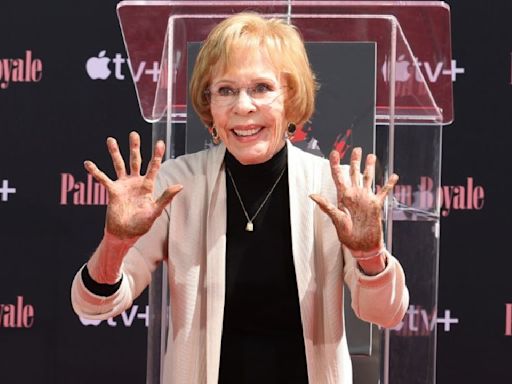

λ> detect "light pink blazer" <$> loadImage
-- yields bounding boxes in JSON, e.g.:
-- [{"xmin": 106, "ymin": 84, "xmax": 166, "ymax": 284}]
[{"xmin": 72, "ymin": 141, "xmax": 409, "ymax": 384}]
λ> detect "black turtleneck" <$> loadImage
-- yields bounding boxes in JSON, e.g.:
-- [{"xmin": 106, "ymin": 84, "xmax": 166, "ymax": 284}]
[{"xmin": 218, "ymin": 145, "xmax": 309, "ymax": 384}]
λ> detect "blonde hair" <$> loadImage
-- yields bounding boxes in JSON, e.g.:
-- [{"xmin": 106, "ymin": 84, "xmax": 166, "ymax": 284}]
[{"xmin": 189, "ymin": 12, "xmax": 317, "ymax": 127}]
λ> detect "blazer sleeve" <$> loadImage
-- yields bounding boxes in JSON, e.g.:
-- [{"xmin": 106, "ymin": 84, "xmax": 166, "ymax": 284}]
[
  {"xmin": 343, "ymin": 246, "xmax": 409, "ymax": 328},
  {"xmin": 70, "ymin": 175, "xmax": 171, "ymax": 320},
  {"xmin": 321, "ymin": 161, "xmax": 409, "ymax": 328}
]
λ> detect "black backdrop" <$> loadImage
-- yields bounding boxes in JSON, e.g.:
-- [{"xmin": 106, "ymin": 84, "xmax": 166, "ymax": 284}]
[{"xmin": 0, "ymin": 1, "xmax": 511, "ymax": 383}]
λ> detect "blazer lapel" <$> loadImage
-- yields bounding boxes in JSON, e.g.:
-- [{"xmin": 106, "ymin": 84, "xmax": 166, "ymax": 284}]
[
  {"xmin": 286, "ymin": 141, "xmax": 316, "ymax": 302},
  {"xmin": 205, "ymin": 144, "xmax": 227, "ymax": 384}
]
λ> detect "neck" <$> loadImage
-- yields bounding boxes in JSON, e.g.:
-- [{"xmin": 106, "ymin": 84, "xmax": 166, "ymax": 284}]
[{"xmin": 224, "ymin": 144, "xmax": 287, "ymax": 181}]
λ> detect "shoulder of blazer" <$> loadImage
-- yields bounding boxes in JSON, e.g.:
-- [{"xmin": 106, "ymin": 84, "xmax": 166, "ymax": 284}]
[{"xmin": 156, "ymin": 144, "xmax": 226, "ymax": 184}]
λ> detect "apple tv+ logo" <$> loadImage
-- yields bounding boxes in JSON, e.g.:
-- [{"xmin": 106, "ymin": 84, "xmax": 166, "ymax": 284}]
[
  {"xmin": 381, "ymin": 55, "xmax": 464, "ymax": 83},
  {"xmin": 78, "ymin": 305, "xmax": 149, "ymax": 328},
  {"xmin": 85, "ymin": 50, "xmax": 160, "ymax": 82}
]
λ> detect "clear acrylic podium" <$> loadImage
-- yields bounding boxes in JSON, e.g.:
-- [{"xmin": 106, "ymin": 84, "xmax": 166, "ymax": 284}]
[{"xmin": 117, "ymin": 1, "xmax": 453, "ymax": 383}]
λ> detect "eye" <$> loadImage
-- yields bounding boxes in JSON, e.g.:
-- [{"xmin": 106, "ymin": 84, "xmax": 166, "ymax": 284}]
[
  {"xmin": 252, "ymin": 83, "xmax": 273, "ymax": 94},
  {"xmin": 216, "ymin": 86, "xmax": 236, "ymax": 97}
]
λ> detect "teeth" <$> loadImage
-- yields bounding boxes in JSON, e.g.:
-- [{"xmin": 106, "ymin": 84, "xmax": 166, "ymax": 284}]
[{"xmin": 233, "ymin": 127, "xmax": 261, "ymax": 137}]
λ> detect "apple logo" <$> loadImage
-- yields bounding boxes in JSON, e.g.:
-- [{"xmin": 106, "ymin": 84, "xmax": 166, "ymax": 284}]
[
  {"xmin": 395, "ymin": 55, "xmax": 412, "ymax": 82},
  {"xmin": 86, "ymin": 50, "xmax": 111, "ymax": 80},
  {"xmin": 381, "ymin": 54, "xmax": 411, "ymax": 82},
  {"xmin": 78, "ymin": 316, "xmax": 103, "ymax": 326}
]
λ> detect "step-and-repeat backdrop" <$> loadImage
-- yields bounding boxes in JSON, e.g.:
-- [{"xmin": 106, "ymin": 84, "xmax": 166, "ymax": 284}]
[{"xmin": 1, "ymin": 1, "xmax": 510, "ymax": 383}]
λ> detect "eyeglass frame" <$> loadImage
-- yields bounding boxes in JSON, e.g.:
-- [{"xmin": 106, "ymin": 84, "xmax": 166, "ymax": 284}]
[{"xmin": 204, "ymin": 84, "xmax": 289, "ymax": 108}]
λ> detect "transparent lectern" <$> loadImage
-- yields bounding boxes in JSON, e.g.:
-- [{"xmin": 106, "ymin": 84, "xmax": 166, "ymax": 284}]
[{"xmin": 117, "ymin": 1, "xmax": 453, "ymax": 383}]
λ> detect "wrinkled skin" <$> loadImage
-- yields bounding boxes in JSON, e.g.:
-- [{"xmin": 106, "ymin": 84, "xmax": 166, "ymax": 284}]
[
  {"xmin": 209, "ymin": 47, "xmax": 287, "ymax": 165},
  {"xmin": 84, "ymin": 131, "xmax": 182, "ymax": 240},
  {"xmin": 310, "ymin": 147, "xmax": 398, "ymax": 254}
]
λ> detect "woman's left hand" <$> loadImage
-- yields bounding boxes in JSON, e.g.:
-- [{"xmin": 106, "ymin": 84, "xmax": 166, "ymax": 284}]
[{"xmin": 310, "ymin": 147, "xmax": 398, "ymax": 255}]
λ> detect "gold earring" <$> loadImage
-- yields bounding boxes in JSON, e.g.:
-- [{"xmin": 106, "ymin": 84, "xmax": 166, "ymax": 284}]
[
  {"xmin": 211, "ymin": 125, "xmax": 220, "ymax": 144},
  {"xmin": 287, "ymin": 122, "xmax": 297, "ymax": 137}
]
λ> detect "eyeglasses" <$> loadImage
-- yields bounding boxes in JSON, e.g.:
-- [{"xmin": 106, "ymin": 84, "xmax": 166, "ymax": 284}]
[{"xmin": 205, "ymin": 84, "xmax": 287, "ymax": 107}]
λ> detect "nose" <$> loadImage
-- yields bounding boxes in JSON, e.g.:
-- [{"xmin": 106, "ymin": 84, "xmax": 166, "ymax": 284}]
[{"xmin": 233, "ymin": 89, "xmax": 256, "ymax": 114}]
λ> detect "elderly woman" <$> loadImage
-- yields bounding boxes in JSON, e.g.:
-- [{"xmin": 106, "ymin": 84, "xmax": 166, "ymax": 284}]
[{"xmin": 72, "ymin": 12, "xmax": 408, "ymax": 384}]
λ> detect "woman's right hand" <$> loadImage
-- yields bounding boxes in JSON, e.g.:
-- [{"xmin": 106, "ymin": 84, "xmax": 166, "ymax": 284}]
[{"xmin": 84, "ymin": 131, "xmax": 183, "ymax": 241}]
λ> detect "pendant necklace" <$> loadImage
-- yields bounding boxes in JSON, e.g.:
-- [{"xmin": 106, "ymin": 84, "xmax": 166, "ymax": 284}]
[{"xmin": 226, "ymin": 165, "xmax": 286, "ymax": 232}]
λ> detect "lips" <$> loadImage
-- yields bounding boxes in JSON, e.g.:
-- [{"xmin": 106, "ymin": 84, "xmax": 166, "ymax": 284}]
[{"xmin": 232, "ymin": 126, "xmax": 263, "ymax": 137}]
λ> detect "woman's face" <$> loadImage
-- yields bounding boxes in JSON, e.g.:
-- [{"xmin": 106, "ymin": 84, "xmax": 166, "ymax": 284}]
[{"xmin": 209, "ymin": 48, "xmax": 287, "ymax": 165}]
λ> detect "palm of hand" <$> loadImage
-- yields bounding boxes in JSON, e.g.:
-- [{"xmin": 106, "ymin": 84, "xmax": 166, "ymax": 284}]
[
  {"xmin": 330, "ymin": 183, "xmax": 384, "ymax": 251},
  {"xmin": 105, "ymin": 178, "xmax": 160, "ymax": 239},
  {"xmin": 84, "ymin": 132, "xmax": 182, "ymax": 240}
]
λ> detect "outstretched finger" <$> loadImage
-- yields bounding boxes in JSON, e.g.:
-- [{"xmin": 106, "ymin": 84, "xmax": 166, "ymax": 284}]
[
  {"xmin": 84, "ymin": 160, "xmax": 114, "ymax": 189},
  {"xmin": 129, "ymin": 131, "xmax": 142, "ymax": 176},
  {"xmin": 350, "ymin": 147, "xmax": 362, "ymax": 188},
  {"xmin": 310, "ymin": 194, "xmax": 351, "ymax": 237},
  {"xmin": 145, "ymin": 140, "xmax": 165, "ymax": 184},
  {"xmin": 310, "ymin": 193, "xmax": 347, "ymax": 221},
  {"xmin": 106, "ymin": 137, "xmax": 126, "ymax": 178},
  {"xmin": 329, "ymin": 150, "xmax": 346, "ymax": 206},
  {"xmin": 362, "ymin": 153, "xmax": 376, "ymax": 190},
  {"xmin": 377, "ymin": 173, "xmax": 399, "ymax": 203},
  {"xmin": 154, "ymin": 184, "xmax": 183, "ymax": 215}
]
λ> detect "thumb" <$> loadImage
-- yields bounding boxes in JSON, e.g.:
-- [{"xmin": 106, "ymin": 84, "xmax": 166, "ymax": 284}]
[
  {"xmin": 310, "ymin": 194, "xmax": 351, "ymax": 237},
  {"xmin": 309, "ymin": 193, "xmax": 340, "ymax": 221},
  {"xmin": 155, "ymin": 184, "xmax": 183, "ymax": 214}
]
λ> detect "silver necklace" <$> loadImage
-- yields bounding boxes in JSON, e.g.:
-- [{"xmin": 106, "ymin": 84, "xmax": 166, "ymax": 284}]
[{"xmin": 226, "ymin": 166, "xmax": 286, "ymax": 232}]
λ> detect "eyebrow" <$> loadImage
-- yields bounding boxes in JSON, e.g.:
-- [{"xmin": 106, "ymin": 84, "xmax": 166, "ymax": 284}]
[{"xmin": 211, "ymin": 77, "xmax": 278, "ymax": 86}]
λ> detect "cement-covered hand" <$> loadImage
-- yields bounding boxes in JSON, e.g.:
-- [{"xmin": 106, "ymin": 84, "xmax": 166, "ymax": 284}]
[
  {"xmin": 84, "ymin": 131, "xmax": 182, "ymax": 241},
  {"xmin": 310, "ymin": 147, "xmax": 398, "ymax": 273}
]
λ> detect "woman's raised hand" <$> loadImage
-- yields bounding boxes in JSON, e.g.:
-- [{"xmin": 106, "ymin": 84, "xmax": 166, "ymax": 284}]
[
  {"xmin": 310, "ymin": 147, "xmax": 398, "ymax": 253},
  {"xmin": 84, "ymin": 131, "xmax": 182, "ymax": 240}
]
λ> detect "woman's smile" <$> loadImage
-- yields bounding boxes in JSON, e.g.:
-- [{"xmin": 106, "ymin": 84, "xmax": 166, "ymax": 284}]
[{"xmin": 232, "ymin": 126, "xmax": 263, "ymax": 137}]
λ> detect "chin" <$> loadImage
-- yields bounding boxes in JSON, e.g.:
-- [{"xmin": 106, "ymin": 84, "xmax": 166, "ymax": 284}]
[
  {"xmin": 226, "ymin": 138, "xmax": 285, "ymax": 165},
  {"xmin": 226, "ymin": 142, "xmax": 270, "ymax": 165},
  {"xmin": 235, "ymin": 152, "xmax": 271, "ymax": 165}
]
